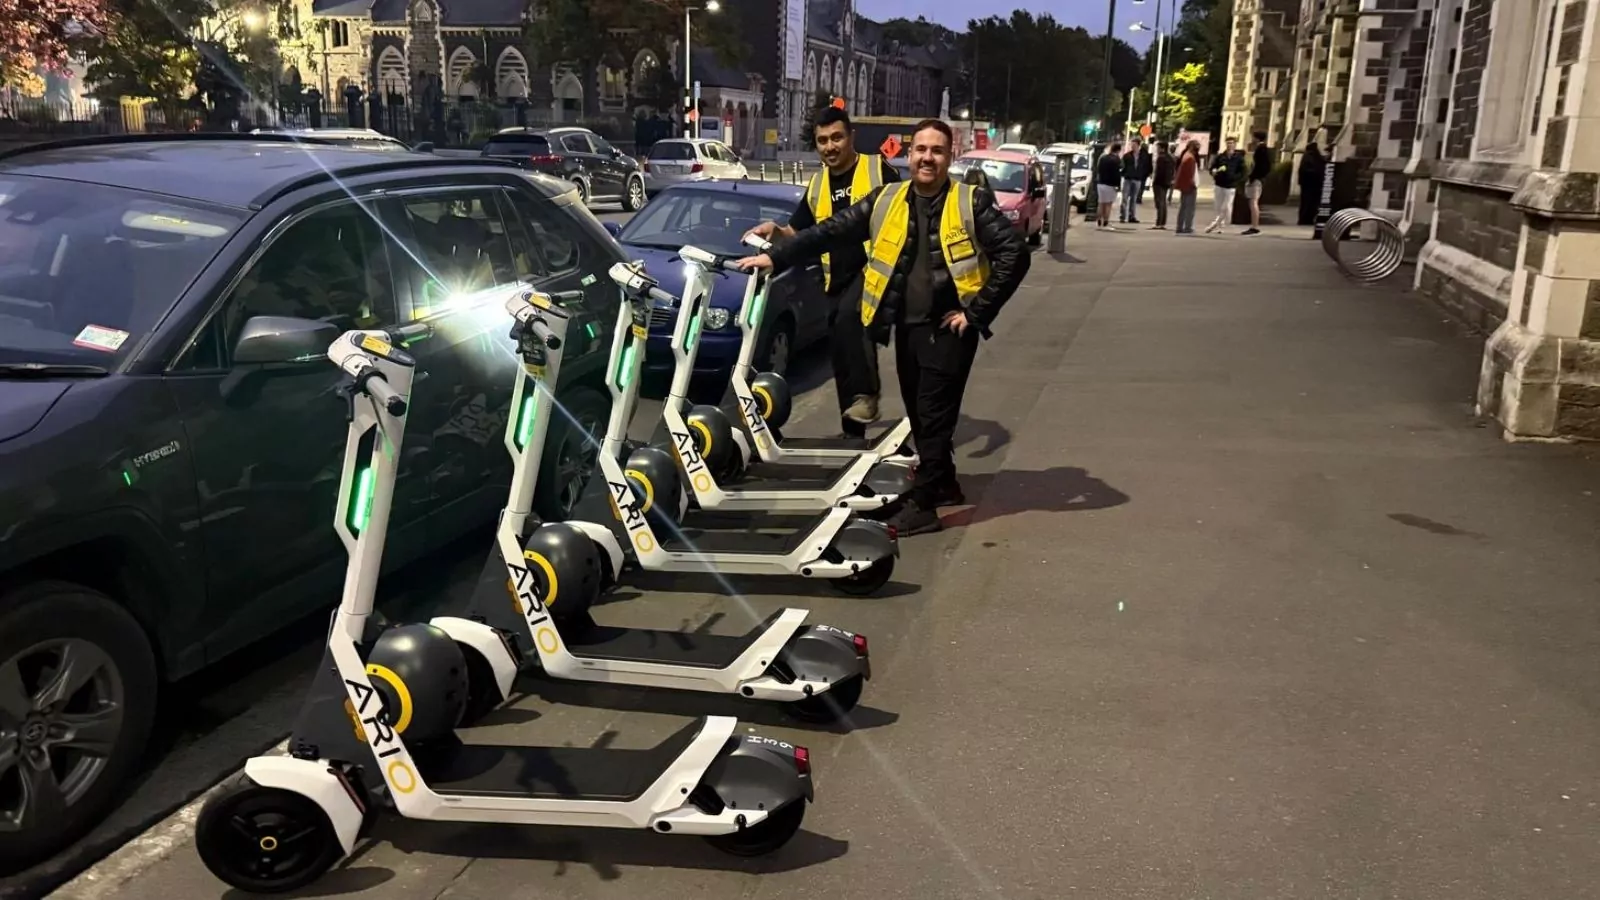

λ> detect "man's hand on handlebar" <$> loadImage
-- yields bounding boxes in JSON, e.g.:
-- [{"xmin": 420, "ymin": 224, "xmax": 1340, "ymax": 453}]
[
  {"xmin": 734, "ymin": 253, "xmax": 774, "ymax": 272},
  {"xmin": 743, "ymin": 221, "xmax": 794, "ymax": 243}
]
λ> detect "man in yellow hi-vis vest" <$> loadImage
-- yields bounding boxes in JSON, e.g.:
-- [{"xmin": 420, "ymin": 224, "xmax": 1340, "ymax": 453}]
[
  {"xmin": 738, "ymin": 119, "xmax": 1030, "ymax": 535},
  {"xmin": 748, "ymin": 107, "xmax": 900, "ymax": 439}
]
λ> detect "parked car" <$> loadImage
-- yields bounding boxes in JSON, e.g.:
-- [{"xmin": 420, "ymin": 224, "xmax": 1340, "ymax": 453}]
[
  {"xmin": 995, "ymin": 142, "xmax": 1040, "ymax": 155},
  {"xmin": 0, "ymin": 133, "xmax": 627, "ymax": 870},
  {"xmin": 956, "ymin": 149, "xmax": 1048, "ymax": 246},
  {"xmin": 248, "ymin": 127, "xmax": 413, "ymax": 151},
  {"xmin": 643, "ymin": 138, "xmax": 749, "ymax": 195},
  {"xmin": 603, "ymin": 181, "xmax": 831, "ymax": 393},
  {"xmin": 480, "ymin": 126, "xmax": 647, "ymax": 212}
]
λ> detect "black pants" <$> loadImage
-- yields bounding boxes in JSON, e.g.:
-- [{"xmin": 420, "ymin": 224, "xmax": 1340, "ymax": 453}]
[
  {"xmin": 895, "ymin": 319, "xmax": 979, "ymax": 497},
  {"xmin": 1298, "ymin": 183, "xmax": 1322, "ymax": 225},
  {"xmin": 1153, "ymin": 185, "xmax": 1171, "ymax": 227},
  {"xmin": 830, "ymin": 273, "xmax": 880, "ymax": 437}
]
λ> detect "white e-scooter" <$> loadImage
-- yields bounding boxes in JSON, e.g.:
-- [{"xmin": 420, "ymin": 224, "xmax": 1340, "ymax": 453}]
[
  {"xmin": 428, "ymin": 288, "xmax": 871, "ymax": 725},
  {"xmin": 653, "ymin": 244, "xmax": 912, "ymax": 513},
  {"xmin": 194, "ymin": 324, "xmax": 815, "ymax": 895}
]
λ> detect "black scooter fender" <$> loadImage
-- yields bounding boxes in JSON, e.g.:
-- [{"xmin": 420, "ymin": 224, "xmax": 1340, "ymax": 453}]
[
  {"xmin": 827, "ymin": 517, "xmax": 900, "ymax": 561},
  {"xmin": 858, "ymin": 460, "xmax": 913, "ymax": 500},
  {"xmin": 773, "ymin": 625, "xmax": 869, "ymax": 686},
  {"xmin": 695, "ymin": 735, "xmax": 814, "ymax": 813}
]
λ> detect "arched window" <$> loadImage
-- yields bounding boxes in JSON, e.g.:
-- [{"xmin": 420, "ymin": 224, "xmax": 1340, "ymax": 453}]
[
  {"xmin": 804, "ymin": 52, "xmax": 816, "ymax": 94},
  {"xmin": 376, "ymin": 46, "xmax": 408, "ymax": 98},
  {"xmin": 496, "ymin": 47, "xmax": 529, "ymax": 99},
  {"xmin": 632, "ymin": 49, "xmax": 660, "ymax": 93},
  {"xmin": 819, "ymin": 55, "xmax": 831, "ymax": 93},
  {"xmin": 447, "ymin": 46, "xmax": 478, "ymax": 98}
]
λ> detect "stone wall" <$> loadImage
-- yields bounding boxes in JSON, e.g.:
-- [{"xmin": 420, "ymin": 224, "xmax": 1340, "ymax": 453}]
[
  {"xmin": 1435, "ymin": 181, "xmax": 1522, "ymax": 271},
  {"xmin": 1444, "ymin": 0, "xmax": 1493, "ymax": 159}
]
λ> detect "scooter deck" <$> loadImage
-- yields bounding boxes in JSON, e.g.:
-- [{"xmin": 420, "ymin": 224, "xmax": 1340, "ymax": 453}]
[
  {"xmin": 661, "ymin": 511, "xmax": 829, "ymax": 556},
  {"xmin": 415, "ymin": 718, "xmax": 705, "ymax": 800},
  {"xmin": 773, "ymin": 436, "xmax": 875, "ymax": 451},
  {"xmin": 727, "ymin": 461, "xmax": 852, "ymax": 492},
  {"xmin": 567, "ymin": 610, "xmax": 785, "ymax": 668}
]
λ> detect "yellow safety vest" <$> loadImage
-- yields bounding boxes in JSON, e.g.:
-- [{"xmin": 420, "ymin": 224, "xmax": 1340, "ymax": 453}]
[
  {"xmin": 860, "ymin": 180, "xmax": 989, "ymax": 326},
  {"xmin": 806, "ymin": 153, "xmax": 884, "ymax": 291}
]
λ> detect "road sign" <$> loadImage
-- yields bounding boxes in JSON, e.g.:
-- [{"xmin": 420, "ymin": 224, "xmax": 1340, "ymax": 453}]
[
  {"xmin": 1138, "ymin": 122, "xmax": 1152, "ymax": 138},
  {"xmin": 880, "ymin": 134, "xmax": 902, "ymax": 158},
  {"xmin": 831, "ymin": 96, "xmax": 846, "ymax": 109}
]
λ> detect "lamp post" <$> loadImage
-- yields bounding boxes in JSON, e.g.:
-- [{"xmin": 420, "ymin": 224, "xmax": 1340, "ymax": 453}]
[
  {"xmin": 683, "ymin": 0, "xmax": 721, "ymax": 138},
  {"xmin": 1086, "ymin": 0, "xmax": 1117, "ymax": 218},
  {"xmin": 1131, "ymin": 0, "xmax": 1174, "ymax": 134}
]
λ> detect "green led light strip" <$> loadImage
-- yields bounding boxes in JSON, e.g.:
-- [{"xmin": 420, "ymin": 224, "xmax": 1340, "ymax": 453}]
[
  {"xmin": 515, "ymin": 393, "xmax": 537, "ymax": 448},
  {"xmin": 618, "ymin": 344, "xmax": 637, "ymax": 389},
  {"xmin": 350, "ymin": 467, "xmax": 376, "ymax": 532}
]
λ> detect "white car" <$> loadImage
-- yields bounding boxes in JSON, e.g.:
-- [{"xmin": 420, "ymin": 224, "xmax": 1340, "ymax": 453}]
[
  {"xmin": 995, "ymin": 142, "xmax": 1040, "ymax": 155},
  {"xmin": 643, "ymin": 138, "xmax": 749, "ymax": 194}
]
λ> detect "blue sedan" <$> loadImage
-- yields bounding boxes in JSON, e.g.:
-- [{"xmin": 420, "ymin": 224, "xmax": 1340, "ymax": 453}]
[{"xmin": 603, "ymin": 181, "xmax": 832, "ymax": 393}]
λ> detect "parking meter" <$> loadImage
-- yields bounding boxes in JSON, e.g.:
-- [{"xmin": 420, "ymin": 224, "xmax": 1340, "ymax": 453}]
[{"xmin": 1047, "ymin": 161, "xmax": 1071, "ymax": 253}]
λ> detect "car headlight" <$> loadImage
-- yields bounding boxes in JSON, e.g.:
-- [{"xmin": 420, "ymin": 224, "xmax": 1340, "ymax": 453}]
[
  {"xmin": 1004, "ymin": 208, "xmax": 1021, "ymax": 221},
  {"xmin": 704, "ymin": 306, "xmax": 732, "ymax": 330}
]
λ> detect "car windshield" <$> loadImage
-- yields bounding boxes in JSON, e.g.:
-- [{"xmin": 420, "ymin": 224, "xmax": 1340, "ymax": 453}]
[
  {"xmin": 965, "ymin": 159, "xmax": 1027, "ymax": 193},
  {"xmin": 649, "ymin": 142, "xmax": 697, "ymax": 160},
  {"xmin": 0, "ymin": 175, "xmax": 242, "ymax": 365},
  {"xmin": 617, "ymin": 189, "xmax": 795, "ymax": 255},
  {"xmin": 483, "ymin": 135, "xmax": 550, "ymax": 156}
]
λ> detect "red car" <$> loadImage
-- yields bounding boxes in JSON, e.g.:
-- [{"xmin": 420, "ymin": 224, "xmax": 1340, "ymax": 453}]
[{"xmin": 954, "ymin": 149, "xmax": 1047, "ymax": 246}]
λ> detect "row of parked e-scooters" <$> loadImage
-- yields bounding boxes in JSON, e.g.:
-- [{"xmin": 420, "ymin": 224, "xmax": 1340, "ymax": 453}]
[{"xmin": 194, "ymin": 237, "xmax": 920, "ymax": 893}]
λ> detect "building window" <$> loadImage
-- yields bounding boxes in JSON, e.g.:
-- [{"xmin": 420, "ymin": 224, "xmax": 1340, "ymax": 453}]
[
  {"xmin": 600, "ymin": 66, "xmax": 627, "ymax": 109},
  {"xmin": 331, "ymin": 20, "xmax": 350, "ymax": 48},
  {"xmin": 1474, "ymin": 0, "xmax": 1557, "ymax": 160}
]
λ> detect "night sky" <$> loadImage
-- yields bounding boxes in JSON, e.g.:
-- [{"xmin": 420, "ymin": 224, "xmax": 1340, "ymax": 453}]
[{"xmin": 853, "ymin": 0, "xmax": 1158, "ymax": 49}]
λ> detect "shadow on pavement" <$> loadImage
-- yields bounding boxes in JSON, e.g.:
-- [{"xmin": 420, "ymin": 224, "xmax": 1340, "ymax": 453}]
[
  {"xmin": 955, "ymin": 414, "xmax": 1012, "ymax": 460},
  {"xmin": 223, "ymin": 865, "xmax": 395, "ymax": 898},
  {"xmin": 375, "ymin": 820, "xmax": 848, "ymax": 881},
  {"xmin": 941, "ymin": 466, "xmax": 1129, "ymax": 529}
]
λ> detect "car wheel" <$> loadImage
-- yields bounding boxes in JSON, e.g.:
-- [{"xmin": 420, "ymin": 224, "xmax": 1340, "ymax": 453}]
[
  {"xmin": 570, "ymin": 177, "xmax": 589, "ymax": 206},
  {"xmin": 535, "ymin": 385, "xmax": 609, "ymax": 522},
  {"xmin": 756, "ymin": 317, "xmax": 795, "ymax": 378},
  {"xmin": 623, "ymin": 176, "xmax": 646, "ymax": 212},
  {"xmin": 0, "ymin": 581, "xmax": 157, "ymax": 870}
]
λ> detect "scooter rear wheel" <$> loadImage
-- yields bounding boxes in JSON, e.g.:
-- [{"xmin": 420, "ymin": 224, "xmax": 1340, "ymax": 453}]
[
  {"xmin": 195, "ymin": 775, "xmax": 343, "ymax": 893},
  {"xmin": 829, "ymin": 557, "xmax": 895, "ymax": 596},
  {"xmin": 704, "ymin": 798, "xmax": 806, "ymax": 857},
  {"xmin": 786, "ymin": 675, "xmax": 864, "ymax": 723}
]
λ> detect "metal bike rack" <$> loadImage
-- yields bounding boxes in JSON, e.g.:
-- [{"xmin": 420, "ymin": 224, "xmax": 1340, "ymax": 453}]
[{"xmin": 1322, "ymin": 207, "xmax": 1406, "ymax": 282}]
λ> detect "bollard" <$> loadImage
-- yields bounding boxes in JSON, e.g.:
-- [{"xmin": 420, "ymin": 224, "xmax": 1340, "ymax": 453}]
[
  {"xmin": 1047, "ymin": 160, "xmax": 1071, "ymax": 253},
  {"xmin": 759, "ymin": 162, "xmax": 768, "ymax": 182}
]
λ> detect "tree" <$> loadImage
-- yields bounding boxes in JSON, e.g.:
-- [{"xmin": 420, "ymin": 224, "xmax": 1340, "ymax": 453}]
[
  {"xmin": 1157, "ymin": 62, "xmax": 1204, "ymax": 131},
  {"xmin": 799, "ymin": 88, "xmax": 833, "ymax": 149},
  {"xmin": 85, "ymin": 0, "xmax": 208, "ymax": 124},
  {"xmin": 1167, "ymin": 0, "xmax": 1230, "ymax": 131},
  {"xmin": 527, "ymin": 0, "xmax": 745, "ymax": 93},
  {"xmin": 0, "ymin": 0, "xmax": 111, "ymax": 93},
  {"xmin": 963, "ymin": 12, "xmax": 1102, "ymax": 129}
]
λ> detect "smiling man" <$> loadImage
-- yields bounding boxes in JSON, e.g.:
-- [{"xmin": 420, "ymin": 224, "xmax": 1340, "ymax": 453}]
[
  {"xmin": 738, "ymin": 119, "xmax": 1030, "ymax": 535},
  {"xmin": 747, "ymin": 107, "xmax": 899, "ymax": 438}
]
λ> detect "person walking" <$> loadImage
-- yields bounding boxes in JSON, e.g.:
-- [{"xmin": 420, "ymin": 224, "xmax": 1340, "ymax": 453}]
[
  {"xmin": 736, "ymin": 119, "xmax": 1030, "ymax": 535},
  {"xmin": 1297, "ymin": 141, "xmax": 1326, "ymax": 226},
  {"xmin": 1174, "ymin": 139, "xmax": 1200, "ymax": 234},
  {"xmin": 1096, "ymin": 141, "xmax": 1123, "ymax": 229},
  {"xmin": 745, "ymin": 106, "xmax": 899, "ymax": 438},
  {"xmin": 1205, "ymin": 136, "xmax": 1245, "ymax": 234},
  {"xmin": 1243, "ymin": 130, "xmax": 1273, "ymax": 235},
  {"xmin": 1120, "ymin": 137, "xmax": 1143, "ymax": 224},
  {"xmin": 1151, "ymin": 141, "xmax": 1175, "ymax": 230},
  {"xmin": 1135, "ymin": 139, "xmax": 1153, "ymax": 207}
]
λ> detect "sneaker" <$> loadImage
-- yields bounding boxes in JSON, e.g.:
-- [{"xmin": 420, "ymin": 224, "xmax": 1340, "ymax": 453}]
[
  {"xmin": 1242, "ymin": 227, "xmax": 1260, "ymax": 235},
  {"xmin": 884, "ymin": 498, "xmax": 942, "ymax": 536},
  {"xmin": 844, "ymin": 394, "xmax": 879, "ymax": 424}
]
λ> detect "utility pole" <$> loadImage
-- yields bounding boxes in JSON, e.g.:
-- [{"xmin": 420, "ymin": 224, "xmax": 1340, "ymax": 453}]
[{"xmin": 1086, "ymin": 0, "xmax": 1117, "ymax": 218}]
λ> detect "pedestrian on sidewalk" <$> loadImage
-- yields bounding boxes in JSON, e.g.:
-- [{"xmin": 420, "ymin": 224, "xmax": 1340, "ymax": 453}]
[
  {"xmin": 744, "ymin": 106, "xmax": 899, "ymax": 438},
  {"xmin": 1135, "ymin": 139, "xmax": 1153, "ymax": 206},
  {"xmin": 1151, "ymin": 141, "xmax": 1175, "ymax": 230},
  {"xmin": 1206, "ymin": 137, "xmax": 1245, "ymax": 234},
  {"xmin": 1096, "ymin": 142, "xmax": 1123, "ymax": 229},
  {"xmin": 1243, "ymin": 130, "xmax": 1273, "ymax": 236},
  {"xmin": 1174, "ymin": 139, "xmax": 1200, "ymax": 234},
  {"xmin": 1120, "ymin": 137, "xmax": 1143, "ymax": 224},
  {"xmin": 1297, "ymin": 141, "xmax": 1325, "ymax": 226},
  {"xmin": 735, "ymin": 119, "xmax": 1031, "ymax": 535}
]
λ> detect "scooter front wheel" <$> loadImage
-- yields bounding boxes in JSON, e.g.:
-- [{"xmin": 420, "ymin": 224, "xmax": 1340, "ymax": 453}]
[
  {"xmin": 704, "ymin": 798, "xmax": 806, "ymax": 857},
  {"xmin": 195, "ymin": 775, "xmax": 343, "ymax": 894},
  {"xmin": 786, "ymin": 675, "xmax": 864, "ymax": 723},
  {"xmin": 829, "ymin": 557, "xmax": 895, "ymax": 596}
]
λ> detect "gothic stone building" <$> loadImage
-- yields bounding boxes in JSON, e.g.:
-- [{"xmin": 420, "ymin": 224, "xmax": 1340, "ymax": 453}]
[{"xmin": 1265, "ymin": 0, "xmax": 1600, "ymax": 442}]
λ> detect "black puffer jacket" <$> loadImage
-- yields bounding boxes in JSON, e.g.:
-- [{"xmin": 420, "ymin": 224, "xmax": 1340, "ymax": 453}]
[{"xmin": 768, "ymin": 180, "xmax": 1029, "ymax": 339}]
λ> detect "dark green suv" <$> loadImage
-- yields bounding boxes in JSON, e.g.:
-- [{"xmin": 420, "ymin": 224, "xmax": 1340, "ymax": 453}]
[{"xmin": 0, "ymin": 134, "xmax": 622, "ymax": 870}]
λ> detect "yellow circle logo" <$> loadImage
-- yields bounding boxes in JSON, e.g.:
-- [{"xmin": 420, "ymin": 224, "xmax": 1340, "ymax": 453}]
[
  {"xmin": 387, "ymin": 760, "xmax": 418, "ymax": 794},
  {"xmin": 755, "ymin": 432, "xmax": 771, "ymax": 450},
  {"xmin": 536, "ymin": 626, "xmax": 560, "ymax": 654},
  {"xmin": 693, "ymin": 472, "xmax": 713, "ymax": 493},
  {"xmin": 634, "ymin": 531, "xmax": 656, "ymax": 553}
]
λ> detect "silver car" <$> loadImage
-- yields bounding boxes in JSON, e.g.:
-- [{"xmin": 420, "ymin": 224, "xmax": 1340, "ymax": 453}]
[{"xmin": 643, "ymin": 138, "xmax": 749, "ymax": 194}]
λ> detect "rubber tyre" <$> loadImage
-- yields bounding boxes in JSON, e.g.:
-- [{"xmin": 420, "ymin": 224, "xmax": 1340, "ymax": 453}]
[
  {"xmin": 830, "ymin": 557, "xmax": 895, "ymax": 596},
  {"xmin": 704, "ymin": 798, "xmax": 806, "ymax": 857},
  {"xmin": 786, "ymin": 675, "xmax": 864, "ymax": 724},
  {"xmin": 455, "ymin": 644, "xmax": 504, "ymax": 728},
  {"xmin": 623, "ymin": 175, "xmax": 647, "ymax": 212},
  {"xmin": 195, "ymin": 774, "xmax": 343, "ymax": 893},
  {"xmin": 0, "ymin": 582, "xmax": 157, "ymax": 871},
  {"xmin": 571, "ymin": 177, "xmax": 590, "ymax": 207},
  {"xmin": 535, "ymin": 385, "xmax": 609, "ymax": 522}
]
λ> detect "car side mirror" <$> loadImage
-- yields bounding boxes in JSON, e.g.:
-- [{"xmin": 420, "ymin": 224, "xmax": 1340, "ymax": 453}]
[
  {"xmin": 603, "ymin": 221, "xmax": 623, "ymax": 238},
  {"xmin": 610, "ymin": 146, "xmax": 623, "ymax": 158},
  {"xmin": 413, "ymin": 141, "xmax": 436, "ymax": 153},
  {"xmin": 232, "ymin": 315, "xmax": 343, "ymax": 365}
]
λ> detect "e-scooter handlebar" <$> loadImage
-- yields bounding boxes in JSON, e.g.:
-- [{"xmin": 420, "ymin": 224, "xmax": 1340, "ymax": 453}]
[
  {"xmin": 607, "ymin": 261, "xmax": 678, "ymax": 307},
  {"xmin": 382, "ymin": 322, "xmax": 433, "ymax": 345},
  {"xmin": 742, "ymin": 232, "xmax": 774, "ymax": 253},
  {"xmin": 526, "ymin": 318, "xmax": 561, "ymax": 349},
  {"xmin": 356, "ymin": 366, "xmax": 408, "ymax": 418},
  {"xmin": 682, "ymin": 242, "xmax": 759, "ymax": 275}
]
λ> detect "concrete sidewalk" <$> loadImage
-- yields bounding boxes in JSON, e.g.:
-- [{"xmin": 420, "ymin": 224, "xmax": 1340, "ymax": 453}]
[{"xmin": 60, "ymin": 228, "xmax": 1600, "ymax": 900}]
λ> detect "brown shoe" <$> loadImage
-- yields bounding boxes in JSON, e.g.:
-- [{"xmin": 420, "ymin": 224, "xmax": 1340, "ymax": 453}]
[{"xmin": 844, "ymin": 394, "xmax": 879, "ymax": 424}]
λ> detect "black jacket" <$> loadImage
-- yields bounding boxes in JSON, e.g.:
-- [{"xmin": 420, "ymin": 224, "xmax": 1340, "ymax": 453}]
[
  {"xmin": 1098, "ymin": 152, "xmax": 1123, "ymax": 187},
  {"xmin": 1120, "ymin": 151, "xmax": 1139, "ymax": 181},
  {"xmin": 769, "ymin": 180, "xmax": 1029, "ymax": 338},
  {"xmin": 1136, "ymin": 147, "xmax": 1153, "ymax": 181},
  {"xmin": 1210, "ymin": 151, "xmax": 1245, "ymax": 189},
  {"xmin": 1153, "ymin": 152, "xmax": 1176, "ymax": 188}
]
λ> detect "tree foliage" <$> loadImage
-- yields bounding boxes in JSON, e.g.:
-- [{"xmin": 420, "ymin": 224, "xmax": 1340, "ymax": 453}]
[
  {"xmin": 1166, "ymin": 0, "xmax": 1230, "ymax": 131},
  {"xmin": 527, "ymin": 0, "xmax": 744, "ymax": 83},
  {"xmin": 799, "ymin": 88, "xmax": 833, "ymax": 149},
  {"xmin": 1157, "ymin": 62, "xmax": 1204, "ymax": 131},
  {"xmin": 0, "ymin": 0, "xmax": 112, "ymax": 92}
]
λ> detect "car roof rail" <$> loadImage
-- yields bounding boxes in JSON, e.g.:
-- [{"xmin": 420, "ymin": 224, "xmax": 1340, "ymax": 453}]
[
  {"xmin": 0, "ymin": 131, "xmax": 342, "ymax": 162},
  {"xmin": 248, "ymin": 155, "xmax": 527, "ymax": 208}
]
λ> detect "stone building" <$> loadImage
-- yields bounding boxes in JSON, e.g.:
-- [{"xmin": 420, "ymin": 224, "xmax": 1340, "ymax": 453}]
[
  {"xmin": 1222, "ymin": 0, "xmax": 1299, "ymax": 144},
  {"xmin": 1262, "ymin": 0, "xmax": 1600, "ymax": 442},
  {"xmin": 873, "ymin": 38, "xmax": 959, "ymax": 119}
]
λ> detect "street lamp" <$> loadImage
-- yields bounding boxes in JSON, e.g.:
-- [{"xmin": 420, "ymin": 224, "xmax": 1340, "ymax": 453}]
[{"xmin": 683, "ymin": 0, "xmax": 721, "ymax": 137}]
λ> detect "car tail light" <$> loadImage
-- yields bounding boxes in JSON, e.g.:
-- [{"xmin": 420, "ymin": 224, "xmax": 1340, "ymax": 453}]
[
  {"xmin": 852, "ymin": 633, "xmax": 868, "ymax": 656},
  {"xmin": 528, "ymin": 154, "xmax": 562, "ymax": 165},
  {"xmin": 793, "ymin": 746, "xmax": 810, "ymax": 775},
  {"xmin": 886, "ymin": 525, "xmax": 898, "ymax": 541},
  {"xmin": 642, "ymin": 160, "xmax": 651, "ymax": 172},
  {"xmin": 690, "ymin": 162, "xmax": 704, "ymax": 173}
]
